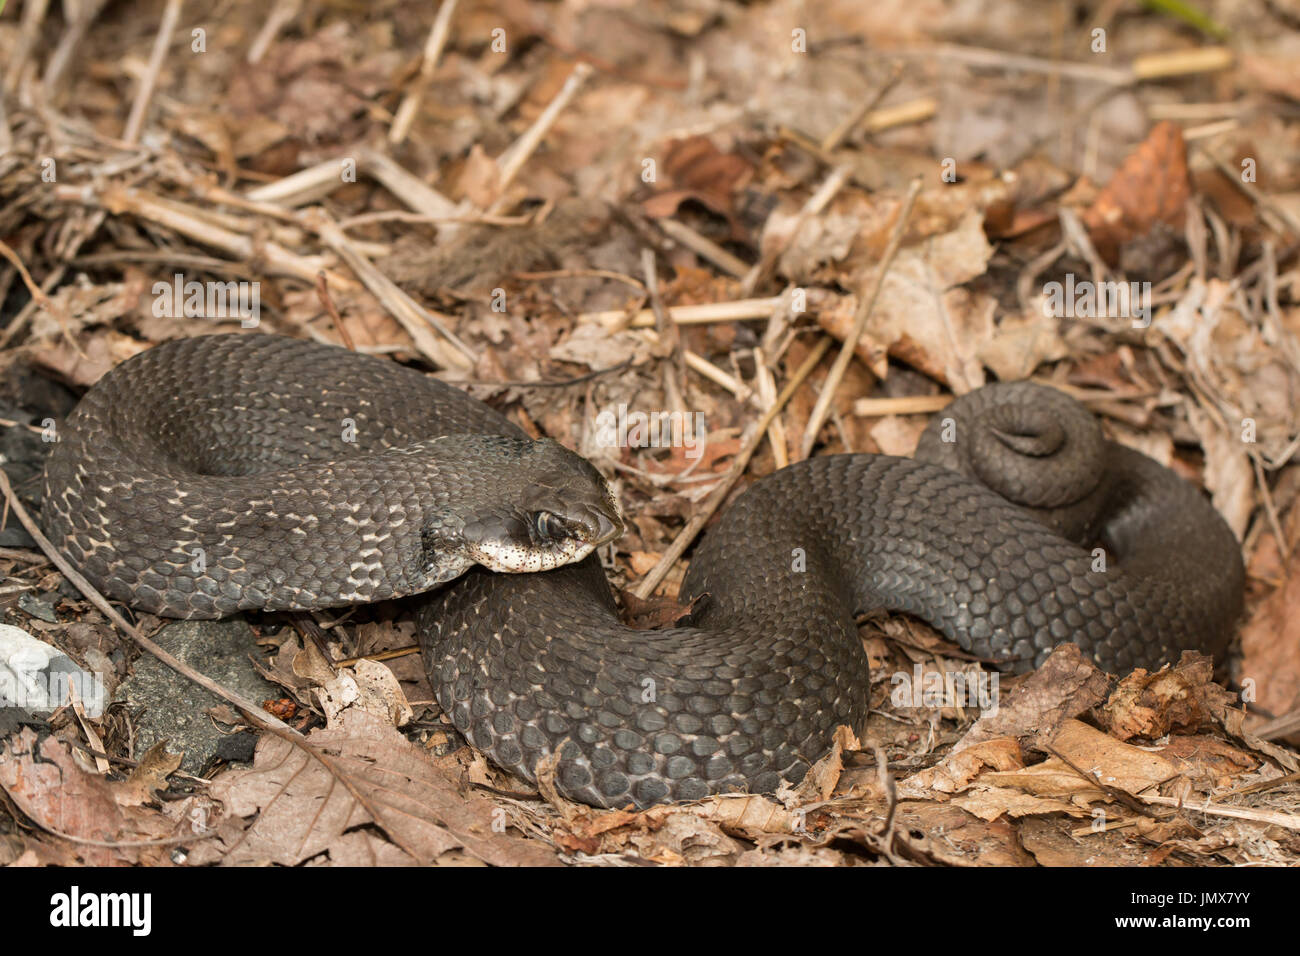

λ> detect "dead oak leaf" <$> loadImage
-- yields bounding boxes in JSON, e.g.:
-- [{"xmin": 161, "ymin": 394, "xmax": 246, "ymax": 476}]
[
  {"xmin": 204, "ymin": 711, "xmax": 559, "ymax": 866},
  {"xmin": 0, "ymin": 729, "xmax": 175, "ymax": 865},
  {"xmin": 1081, "ymin": 121, "xmax": 1191, "ymax": 264}
]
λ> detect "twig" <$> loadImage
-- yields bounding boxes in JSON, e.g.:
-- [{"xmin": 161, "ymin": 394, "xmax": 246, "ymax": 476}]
[
  {"xmin": 642, "ymin": 248, "xmax": 686, "ymax": 414},
  {"xmin": 0, "ymin": 470, "xmax": 295, "ymax": 738},
  {"xmin": 580, "ymin": 296, "xmax": 784, "ymax": 331},
  {"xmin": 851, "ymin": 394, "xmax": 953, "ymax": 417},
  {"xmin": 633, "ymin": 336, "xmax": 832, "ymax": 599},
  {"xmin": 315, "ymin": 271, "xmax": 356, "ymax": 351},
  {"xmin": 894, "ymin": 43, "xmax": 1232, "ymax": 85},
  {"xmin": 389, "ymin": 0, "xmax": 459, "ymax": 146},
  {"xmin": 64, "ymin": 183, "xmax": 352, "ymax": 287},
  {"xmin": 1252, "ymin": 706, "xmax": 1300, "ymax": 742},
  {"xmin": 306, "ymin": 209, "xmax": 477, "ymax": 370},
  {"xmin": 42, "ymin": 0, "xmax": 107, "ymax": 93},
  {"xmin": 0, "ymin": 94, "xmax": 11, "ymax": 156},
  {"xmin": 122, "ymin": 0, "xmax": 183, "ymax": 145},
  {"xmin": 1196, "ymin": 144, "xmax": 1300, "ymax": 237},
  {"xmin": 799, "ymin": 179, "xmax": 922, "ymax": 459},
  {"xmin": 0, "ymin": 238, "xmax": 79, "ymax": 352},
  {"xmin": 741, "ymin": 164, "xmax": 850, "ymax": 296},
  {"xmin": 821, "ymin": 64, "xmax": 904, "ymax": 152},
  {"xmin": 247, "ymin": 0, "xmax": 301, "ymax": 64},
  {"xmin": 491, "ymin": 62, "xmax": 593, "ymax": 209},
  {"xmin": 753, "ymin": 347, "xmax": 787, "ymax": 469},
  {"xmin": 656, "ymin": 218, "xmax": 750, "ymax": 278},
  {"xmin": 1140, "ymin": 793, "xmax": 1300, "ymax": 831},
  {"xmin": 4, "ymin": 0, "xmax": 50, "ymax": 91}
]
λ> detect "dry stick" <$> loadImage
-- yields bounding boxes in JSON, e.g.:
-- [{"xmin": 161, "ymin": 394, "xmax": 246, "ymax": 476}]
[
  {"xmin": 42, "ymin": 0, "xmax": 107, "ymax": 93},
  {"xmin": 895, "ymin": 43, "xmax": 1232, "ymax": 85},
  {"xmin": 1139, "ymin": 793, "xmax": 1300, "ymax": 831},
  {"xmin": 0, "ymin": 472, "xmax": 293, "ymax": 736},
  {"xmin": 753, "ymin": 347, "xmax": 788, "ymax": 470},
  {"xmin": 247, "ymin": 0, "xmax": 302, "ymax": 64},
  {"xmin": 122, "ymin": 0, "xmax": 183, "ymax": 145},
  {"xmin": 0, "ymin": 470, "xmax": 417, "ymax": 857},
  {"xmin": 490, "ymin": 62, "xmax": 594, "ymax": 212},
  {"xmin": 1252, "ymin": 706, "xmax": 1300, "ymax": 742},
  {"xmin": 0, "ymin": 205, "xmax": 107, "ymax": 350},
  {"xmin": 642, "ymin": 248, "xmax": 686, "ymax": 415},
  {"xmin": 851, "ymin": 394, "xmax": 953, "ymax": 418},
  {"xmin": 639, "ymin": 327, "xmax": 750, "ymax": 400},
  {"xmin": 308, "ymin": 211, "xmax": 477, "ymax": 370},
  {"xmin": 633, "ymin": 336, "xmax": 832, "ymax": 600},
  {"xmin": 315, "ymin": 271, "xmax": 356, "ymax": 352},
  {"xmin": 0, "ymin": 238, "xmax": 79, "ymax": 352},
  {"xmin": 4, "ymin": 0, "xmax": 50, "ymax": 91},
  {"xmin": 389, "ymin": 0, "xmax": 459, "ymax": 146},
  {"xmin": 1250, "ymin": 450, "xmax": 1289, "ymax": 569},
  {"xmin": 73, "ymin": 184, "xmax": 351, "ymax": 287},
  {"xmin": 1224, "ymin": 769, "xmax": 1300, "ymax": 797},
  {"xmin": 0, "ymin": 95, "xmax": 11, "ymax": 156},
  {"xmin": 821, "ymin": 63, "xmax": 904, "ymax": 153},
  {"xmin": 581, "ymin": 296, "xmax": 783, "ymax": 331},
  {"xmin": 741, "ymin": 165, "xmax": 850, "ymax": 297},
  {"xmin": 656, "ymin": 218, "xmax": 750, "ymax": 278},
  {"xmin": 243, "ymin": 156, "xmax": 353, "ymax": 207},
  {"xmin": 799, "ymin": 178, "xmax": 922, "ymax": 460}
]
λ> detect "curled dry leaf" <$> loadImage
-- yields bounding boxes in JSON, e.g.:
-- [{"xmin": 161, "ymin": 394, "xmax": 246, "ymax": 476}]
[
  {"xmin": 953, "ymin": 642, "xmax": 1110, "ymax": 755},
  {"xmin": 1080, "ymin": 121, "xmax": 1191, "ymax": 264},
  {"xmin": 1098, "ymin": 653, "xmax": 1235, "ymax": 742},
  {"xmin": 314, "ymin": 658, "xmax": 414, "ymax": 728}
]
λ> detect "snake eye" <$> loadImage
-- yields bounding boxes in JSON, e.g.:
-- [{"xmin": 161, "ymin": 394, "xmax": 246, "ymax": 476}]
[{"xmin": 531, "ymin": 511, "xmax": 559, "ymax": 540}]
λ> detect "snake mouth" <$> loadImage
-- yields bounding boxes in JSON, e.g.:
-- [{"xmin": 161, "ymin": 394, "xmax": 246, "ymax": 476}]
[
  {"xmin": 586, "ymin": 504, "xmax": 624, "ymax": 548},
  {"xmin": 466, "ymin": 500, "xmax": 624, "ymax": 574}
]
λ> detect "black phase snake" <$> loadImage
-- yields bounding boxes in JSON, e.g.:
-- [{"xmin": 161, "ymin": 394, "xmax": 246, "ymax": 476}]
[{"xmin": 41, "ymin": 334, "xmax": 1244, "ymax": 808}]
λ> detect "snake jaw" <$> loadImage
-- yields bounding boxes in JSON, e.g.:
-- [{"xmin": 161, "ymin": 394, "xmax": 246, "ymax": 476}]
[{"xmin": 465, "ymin": 497, "xmax": 624, "ymax": 574}]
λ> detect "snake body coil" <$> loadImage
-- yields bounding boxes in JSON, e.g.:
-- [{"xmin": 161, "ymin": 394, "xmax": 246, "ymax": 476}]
[{"xmin": 42, "ymin": 334, "xmax": 1244, "ymax": 808}]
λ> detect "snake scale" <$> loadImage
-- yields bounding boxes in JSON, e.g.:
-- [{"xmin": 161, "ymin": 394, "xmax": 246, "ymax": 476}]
[{"xmin": 41, "ymin": 333, "xmax": 1244, "ymax": 808}]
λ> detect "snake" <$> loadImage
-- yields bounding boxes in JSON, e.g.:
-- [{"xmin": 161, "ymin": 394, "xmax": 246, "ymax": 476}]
[{"xmin": 41, "ymin": 333, "xmax": 1244, "ymax": 809}]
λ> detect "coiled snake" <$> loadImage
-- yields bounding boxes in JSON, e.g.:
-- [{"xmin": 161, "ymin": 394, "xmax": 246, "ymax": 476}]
[{"xmin": 42, "ymin": 334, "xmax": 1244, "ymax": 808}]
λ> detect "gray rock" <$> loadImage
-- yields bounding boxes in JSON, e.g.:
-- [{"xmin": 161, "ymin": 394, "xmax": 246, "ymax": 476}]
[
  {"xmin": 0, "ymin": 624, "xmax": 104, "ymax": 716},
  {"xmin": 114, "ymin": 618, "xmax": 277, "ymax": 774}
]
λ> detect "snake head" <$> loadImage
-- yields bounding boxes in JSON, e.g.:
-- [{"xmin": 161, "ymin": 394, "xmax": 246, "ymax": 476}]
[{"xmin": 419, "ymin": 437, "xmax": 624, "ymax": 580}]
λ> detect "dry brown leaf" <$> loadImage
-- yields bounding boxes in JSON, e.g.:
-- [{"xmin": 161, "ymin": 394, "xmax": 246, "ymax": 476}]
[
  {"xmin": 901, "ymin": 737, "xmax": 1025, "ymax": 796},
  {"xmin": 1081, "ymin": 121, "xmax": 1190, "ymax": 264},
  {"xmin": 817, "ymin": 210, "xmax": 996, "ymax": 390},
  {"xmin": 1239, "ymin": 551, "xmax": 1300, "ymax": 720},
  {"xmin": 954, "ymin": 642, "xmax": 1110, "ymax": 753},
  {"xmin": 117, "ymin": 742, "xmax": 185, "ymax": 808},
  {"xmin": 1098, "ymin": 653, "xmax": 1234, "ymax": 742},
  {"xmin": 315, "ymin": 658, "xmax": 414, "ymax": 728},
  {"xmin": 1154, "ymin": 735, "xmax": 1260, "ymax": 790},
  {"xmin": 952, "ymin": 785, "xmax": 1086, "ymax": 822},
  {"xmin": 202, "ymin": 711, "xmax": 559, "ymax": 866},
  {"xmin": 0, "ymin": 729, "xmax": 175, "ymax": 865},
  {"xmin": 985, "ymin": 718, "xmax": 1180, "ymax": 801},
  {"xmin": 976, "ymin": 308, "xmax": 1068, "ymax": 382}
]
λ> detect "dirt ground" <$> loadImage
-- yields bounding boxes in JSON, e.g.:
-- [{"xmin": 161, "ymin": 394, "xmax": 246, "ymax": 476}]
[{"xmin": 0, "ymin": 0, "xmax": 1298, "ymax": 867}]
